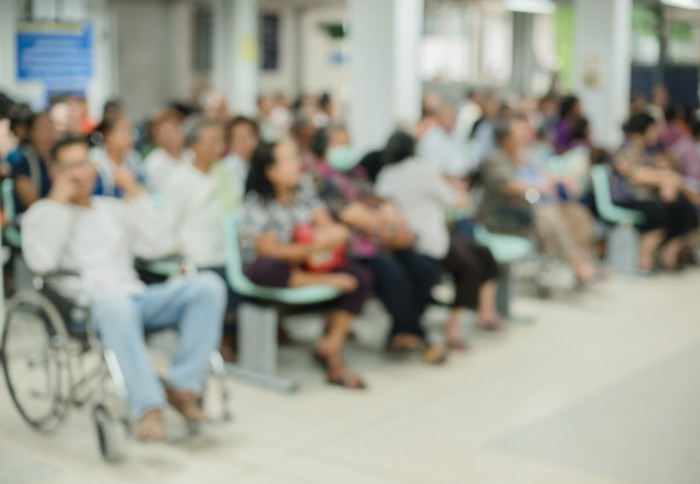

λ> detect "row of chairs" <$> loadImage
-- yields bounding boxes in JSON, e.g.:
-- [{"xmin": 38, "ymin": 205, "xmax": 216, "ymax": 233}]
[{"xmin": 1, "ymin": 166, "xmax": 634, "ymax": 461}]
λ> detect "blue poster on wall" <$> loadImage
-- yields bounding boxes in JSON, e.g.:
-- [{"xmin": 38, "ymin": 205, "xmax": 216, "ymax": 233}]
[{"xmin": 16, "ymin": 21, "xmax": 92, "ymax": 89}]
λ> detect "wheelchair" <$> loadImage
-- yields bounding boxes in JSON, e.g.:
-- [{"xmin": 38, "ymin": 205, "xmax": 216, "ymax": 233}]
[{"xmin": 0, "ymin": 260, "xmax": 233, "ymax": 462}]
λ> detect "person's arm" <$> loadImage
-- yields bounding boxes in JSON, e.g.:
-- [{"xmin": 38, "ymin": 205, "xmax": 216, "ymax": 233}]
[
  {"xmin": 13, "ymin": 176, "xmax": 39, "ymax": 209},
  {"xmin": 21, "ymin": 190, "xmax": 76, "ymax": 275},
  {"xmin": 312, "ymin": 206, "xmax": 351, "ymax": 249},
  {"xmin": 116, "ymin": 168, "xmax": 176, "ymax": 259},
  {"xmin": 161, "ymin": 171, "xmax": 190, "ymax": 246},
  {"xmin": 338, "ymin": 201, "xmax": 382, "ymax": 233},
  {"xmin": 10, "ymin": 158, "xmax": 39, "ymax": 210},
  {"xmin": 254, "ymin": 232, "xmax": 314, "ymax": 263},
  {"xmin": 614, "ymin": 149, "xmax": 669, "ymax": 188}
]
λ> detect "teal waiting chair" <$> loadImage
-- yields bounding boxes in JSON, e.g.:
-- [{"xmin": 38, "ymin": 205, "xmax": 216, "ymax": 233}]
[
  {"xmin": 474, "ymin": 225, "xmax": 533, "ymax": 321},
  {"xmin": 590, "ymin": 164, "xmax": 645, "ymax": 273},
  {"xmin": 2, "ymin": 178, "xmax": 22, "ymax": 250},
  {"xmin": 223, "ymin": 213, "xmax": 341, "ymax": 392}
]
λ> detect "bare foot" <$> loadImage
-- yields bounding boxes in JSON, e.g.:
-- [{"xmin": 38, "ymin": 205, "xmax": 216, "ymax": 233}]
[
  {"xmin": 476, "ymin": 312, "xmax": 504, "ymax": 331},
  {"xmin": 134, "ymin": 408, "xmax": 164, "ymax": 442},
  {"xmin": 444, "ymin": 326, "xmax": 468, "ymax": 351}
]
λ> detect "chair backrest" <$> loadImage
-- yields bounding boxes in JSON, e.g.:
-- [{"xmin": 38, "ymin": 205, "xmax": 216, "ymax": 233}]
[
  {"xmin": 222, "ymin": 213, "xmax": 248, "ymax": 289},
  {"xmin": 590, "ymin": 164, "xmax": 644, "ymax": 225},
  {"xmin": 2, "ymin": 178, "xmax": 16, "ymax": 225}
]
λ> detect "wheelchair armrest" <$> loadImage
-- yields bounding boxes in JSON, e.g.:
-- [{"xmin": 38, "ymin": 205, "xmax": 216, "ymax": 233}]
[
  {"xmin": 40, "ymin": 269, "xmax": 82, "ymax": 279},
  {"xmin": 135, "ymin": 255, "xmax": 196, "ymax": 278}
]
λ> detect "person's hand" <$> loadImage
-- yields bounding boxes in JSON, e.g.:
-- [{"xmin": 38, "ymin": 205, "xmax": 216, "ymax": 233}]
[
  {"xmin": 114, "ymin": 166, "xmax": 144, "ymax": 198},
  {"xmin": 538, "ymin": 179, "xmax": 557, "ymax": 197},
  {"xmin": 48, "ymin": 172, "xmax": 78, "ymax": 204},
  {"xmin": 313, "ymin": 224, "xmax": 350, "ymax": 251}
]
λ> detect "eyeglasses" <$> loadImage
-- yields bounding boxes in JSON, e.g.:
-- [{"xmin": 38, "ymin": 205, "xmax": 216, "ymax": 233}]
[{"xmin": 54, "ymin": 160, "xmax": 91, "ymax": 172}]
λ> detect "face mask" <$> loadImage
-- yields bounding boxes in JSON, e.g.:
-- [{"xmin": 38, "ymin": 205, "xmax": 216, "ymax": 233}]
[{"xmin": 327, "ymin": 146, "xmax": 358, "ymax": 172}]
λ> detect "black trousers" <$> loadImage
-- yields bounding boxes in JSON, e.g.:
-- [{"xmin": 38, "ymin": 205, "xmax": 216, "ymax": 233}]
[
  {"xmin": 359, "ymin": 250, "xmax": 439, "ymax": 343},
  {"xmin": 616, "ymin": 194, "xmax": 698, "ymax": 239},
  {"xmin": 441, "ymin": 234, "xmax": 499, "ymax": 309}
]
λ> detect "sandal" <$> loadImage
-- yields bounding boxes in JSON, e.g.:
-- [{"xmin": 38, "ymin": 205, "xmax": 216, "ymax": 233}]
[
  {"xmin": 166, "ymin": 388, "xmax": 210, "ymax": 423},
  {"xmin": 134, "ymin": 408, "xmax": 164, "ymax": 442},
  {"xmin": 423, "ymin": 345, "xmax": 449, "ymax": 365},
  {"xmin": 386, "ymin": 333, "xmax": 424, "ymax": 353},
  {"xmin": 313, "ymin": 351, "xmax": 367, "ymax": 390}
]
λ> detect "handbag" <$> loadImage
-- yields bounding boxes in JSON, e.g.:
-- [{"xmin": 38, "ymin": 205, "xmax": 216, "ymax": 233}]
[{"xmin": 292, "ymin": 224, "xmax": 346, "ymax": 273}]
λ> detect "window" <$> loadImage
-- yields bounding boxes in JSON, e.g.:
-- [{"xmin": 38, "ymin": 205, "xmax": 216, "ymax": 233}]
[{"xmin": 193, "ymin": 4, "xmax": 214, "ymax": 74}]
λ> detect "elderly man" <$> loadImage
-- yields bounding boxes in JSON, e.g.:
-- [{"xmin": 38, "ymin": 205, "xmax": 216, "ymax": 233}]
[{"xmin": 22, "ymin": 136, "xmax": 226, "ymax": 441}]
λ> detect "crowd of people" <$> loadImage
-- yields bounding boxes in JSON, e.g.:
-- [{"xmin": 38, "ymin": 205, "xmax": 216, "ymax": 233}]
[{"xmin": 1, "ymin": 82, "xmax": 699, "ymax": 440}]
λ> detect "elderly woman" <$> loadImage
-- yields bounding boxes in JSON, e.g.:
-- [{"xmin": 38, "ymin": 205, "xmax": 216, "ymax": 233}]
[
  {"xmin": 238, "ymin": 138, "xmax": 374, "ymax": 389},
  {"xmin": 376, "ymin": 131, "xmax": 502, "ymax": 350},
  {"xmin": 481, "ymin": 115, "xmax": 599, "ymax": 285},
  {"xmin": 309, "ymin": 125, "xmax": 448, "ymax": 365}
]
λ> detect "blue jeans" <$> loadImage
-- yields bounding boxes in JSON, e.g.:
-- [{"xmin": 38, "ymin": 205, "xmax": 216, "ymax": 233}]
[{"xmin": 91, "ymin": 273, "xmax": 226, "ymax": 420}]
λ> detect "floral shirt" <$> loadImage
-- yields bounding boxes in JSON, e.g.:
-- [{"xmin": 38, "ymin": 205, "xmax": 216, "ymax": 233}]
[
  {"xmin": 611, "ymin": 142, "xmax": 657, "ymax": 202},
  {"xmin": 238, "ymin": 174, "xmax": 323, "ymax": 265}
]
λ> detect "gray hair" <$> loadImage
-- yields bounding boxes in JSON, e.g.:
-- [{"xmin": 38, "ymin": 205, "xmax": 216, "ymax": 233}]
[{"xmin": 183, "ymin": 116, "xmax": 222, "ymax": 147}]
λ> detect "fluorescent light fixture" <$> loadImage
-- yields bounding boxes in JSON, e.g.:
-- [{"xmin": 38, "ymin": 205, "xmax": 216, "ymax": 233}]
[
  {"xmin": 503, "ymin": 0, "xmax": 556, "ymax": 14},
  {"xmin": 661, "ymin": 0, "xmax": 700, "ymax": 9}
]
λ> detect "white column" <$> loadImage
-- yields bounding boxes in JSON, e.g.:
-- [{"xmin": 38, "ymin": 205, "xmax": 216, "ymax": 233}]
[
  {"xmin": 87, "ymin": 0, "xmax": 117, "ymax": 120},
  {"xmin": 512, "ymin": 12, "xmax": 534, "ymax": 95},
  {"xmin": 348, "ymin": 0, "xmax": 424, "ymax": 155},
  {"xmin": 573, "ymin": 0, "xmax": 632, "ymax": 149},
  {"xmin": 213, "ymin": 0, "xmax": 259, "ymax": 117}
]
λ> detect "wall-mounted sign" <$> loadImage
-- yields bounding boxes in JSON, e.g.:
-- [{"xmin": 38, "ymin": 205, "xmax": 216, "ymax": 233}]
[{"xmin": 16, "ymin": 21, "xmax": 92, "ymax": 89}]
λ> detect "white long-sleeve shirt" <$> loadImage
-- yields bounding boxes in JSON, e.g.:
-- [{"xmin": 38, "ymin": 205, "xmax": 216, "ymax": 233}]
[
  {"xmin": 144, "ymin": 147, "xmax": 195, "ymax": 194},
  {"xmin": 21, "ymin": 195, "xmax": 175, "ymax": 298},
  {"xmin": 162, "ymin": 161, "xmax": 240, "ymax": 268}
]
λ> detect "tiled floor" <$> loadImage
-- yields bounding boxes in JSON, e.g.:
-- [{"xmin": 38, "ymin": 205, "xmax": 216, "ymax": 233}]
[{"xmin": 1, "ymin": 269, "xmax": 699, "ymax": 483}]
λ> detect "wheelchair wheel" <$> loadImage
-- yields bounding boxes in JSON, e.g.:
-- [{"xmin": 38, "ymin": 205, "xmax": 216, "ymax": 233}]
[
  {"xmin": 1, "ymin": 291, "xmax": 73, "ymax": 432},
  {"xmin": 93, "ymin": 404, "xmax": 126, "ymax": 463}
]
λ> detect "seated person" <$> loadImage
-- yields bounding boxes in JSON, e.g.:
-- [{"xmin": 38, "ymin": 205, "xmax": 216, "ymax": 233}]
[
  {"xmin": 417, "ymin": 104, "xmax": 474, "ymax": 180},
  {"xmin": 144, "ymin": 108, "xmax": 193, "ymax": 193},
  {"xmin": 10, "ymin": 112, "xmax": 56, "ymax": 212},
  {"xmin": 311, "ymin": 125, "xmax": 447, "ymax": 364},
  {"xmin": 222, "ymin": 116, "xmax": 260, "ymax": 202},
  {"xmin": 612, "ymin": 114, "xmax": 699, "ymax": 271},
  {"xmin": 162, "ymin": 117, "xmax": 241, "ymax": 357},
  {"xmin": 376, "ymin": 131, "xmax": 502, "ymax": 350},
  {"xmin": 482, "ymin": 115, "xmax": 599, "ymax": 285},
  {"xmin": 239, "ymin": 138, "xmax": 373, "ymax": 389},
  {"xmin": 21, "ymin": 136, "xmax": 226, "ymax": 441},
  {"xmin": 90, "ymin": 113, "xmax": 147, "ymax": 197}
]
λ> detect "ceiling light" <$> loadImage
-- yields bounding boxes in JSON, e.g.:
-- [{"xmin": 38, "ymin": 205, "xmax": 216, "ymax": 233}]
[
  {"xmin": 503, "ymin": 0, "xmax": 556, "ymax": 14},
  {"xmin": 661, "ymin": 0, "xmax": 700, "ymax": 9}
]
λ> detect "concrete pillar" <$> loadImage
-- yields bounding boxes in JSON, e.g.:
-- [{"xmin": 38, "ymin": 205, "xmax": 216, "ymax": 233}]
[
  {"xmin": 348, "ymin": 0, "xmax": 424, "ymax": 155},
  {"xmin": 213, "ymin": 0, "xmax": 260, "ymax": 117},
  {"xmin": 512, "ymin": 12, "xmax": 535, "ymax": 95},
  {"xmin": 573, "ymin": 0, "xmax": 632, "ymax": 148},
  {"xmin": 88, "ymin": 0, "xmax": 117, "ymax": 120}
]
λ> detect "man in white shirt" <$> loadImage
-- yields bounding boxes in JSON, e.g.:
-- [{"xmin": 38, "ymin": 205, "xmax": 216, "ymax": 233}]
[
  {"xmin": 22, "ymin": 136, "xmax": 226, "ymax": 441},
  {"xmin": 163, "ymin": 118, "xmax": 240, "ymax": 360},
  {"xmin": 222, "ymin": 116, "xmax": 260, "ymax": 204},
  {"xmin": 454, "ymin": 90, "xmax": 483, "ymax": 144},
  {"xmin": 144, "ymin": 109, "xmax": 194, "ymax": 193},
  {"xmin": 417, "ymin": 104, "xmax": 475, "ymax": 179}
]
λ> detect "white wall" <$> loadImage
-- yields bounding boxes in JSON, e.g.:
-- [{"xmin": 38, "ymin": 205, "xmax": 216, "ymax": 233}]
[
  {"xmin": 300, "ymin": 4, "xmax": 348, "ymax": 103},
  {"xmin": 115, "ymin": 0, "xmax": 194, "ymax": 121}
]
